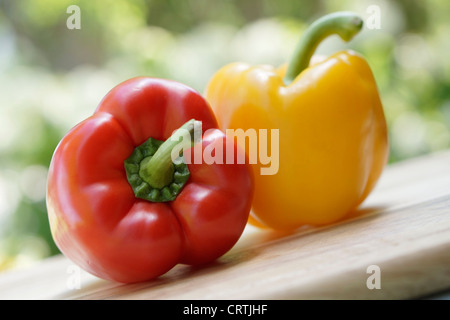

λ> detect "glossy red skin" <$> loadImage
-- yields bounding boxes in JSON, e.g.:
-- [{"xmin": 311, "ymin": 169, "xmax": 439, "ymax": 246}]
[{"xmin": 46, "ymin": 78, "xmax": 254, "ymax": 283}]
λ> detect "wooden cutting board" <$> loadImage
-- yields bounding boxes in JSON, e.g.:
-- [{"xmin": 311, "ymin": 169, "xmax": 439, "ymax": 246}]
[{"xmin": 1, "ymin": 150, "xmax": 450, "ymax": 300}]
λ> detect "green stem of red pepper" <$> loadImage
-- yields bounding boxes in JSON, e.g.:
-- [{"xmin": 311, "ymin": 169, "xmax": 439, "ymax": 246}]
[
  {"xmin": 283, "ymin": 11, "xmax": 363, "ymax": 85},
  {"xmin": 124, "ymin": 119, "xmax": 198, "ymax": 202}
]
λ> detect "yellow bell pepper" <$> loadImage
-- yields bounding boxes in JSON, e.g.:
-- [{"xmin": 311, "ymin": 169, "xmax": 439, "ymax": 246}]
[{"xmin": 205, "ymin": 12, "xmax": 389, "ymax": 230}]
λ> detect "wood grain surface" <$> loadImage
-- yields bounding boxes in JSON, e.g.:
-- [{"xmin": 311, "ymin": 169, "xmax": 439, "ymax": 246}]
[{"xmin": 1, "ymin": 150, "xmax": 449, "ymax": 300}]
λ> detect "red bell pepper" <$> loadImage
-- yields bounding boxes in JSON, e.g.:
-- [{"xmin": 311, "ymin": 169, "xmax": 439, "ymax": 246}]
[{"xmin": 46, "ymin": 77, "xmax": 254, "ymax": 283}]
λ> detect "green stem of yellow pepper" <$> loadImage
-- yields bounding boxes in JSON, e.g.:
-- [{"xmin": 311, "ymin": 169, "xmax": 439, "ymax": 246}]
[{"xmin": 283, "ymin": 12, "xmax": 363, "ymax": 85}]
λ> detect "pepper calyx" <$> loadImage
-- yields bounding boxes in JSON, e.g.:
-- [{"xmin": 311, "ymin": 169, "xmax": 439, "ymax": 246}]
[{"xmin": 124, "ymin": 120, "xmax": 197, "ymax": 202}]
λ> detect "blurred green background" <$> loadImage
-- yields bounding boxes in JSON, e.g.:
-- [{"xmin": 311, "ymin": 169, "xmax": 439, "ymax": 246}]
[{"xmin": 0, "ymin": 0, "xmax": 449, "ymax": 271}]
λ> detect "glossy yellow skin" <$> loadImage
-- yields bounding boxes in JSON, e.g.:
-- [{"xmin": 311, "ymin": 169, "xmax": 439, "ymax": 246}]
[{"xmin": 205, "ymin": 50, "xmax": 389, "ymax": 230}]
